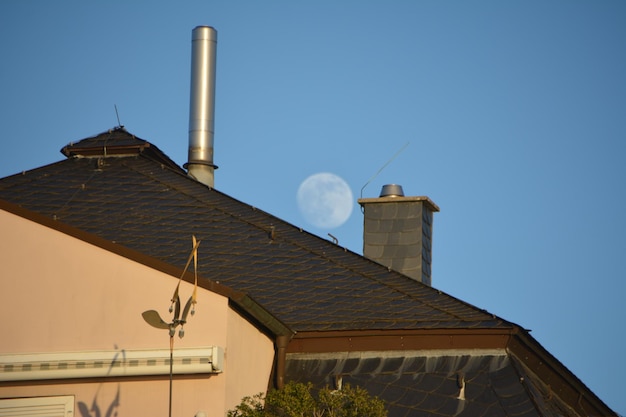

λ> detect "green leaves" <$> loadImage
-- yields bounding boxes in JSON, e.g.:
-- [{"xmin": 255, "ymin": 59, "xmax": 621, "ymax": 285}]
[
  {"xmin": 227, "ymin": 393, "xmax": 266, "ymax": 417},
  {"xmin": 266, "ymin": 382, "xmax": 316, "ymax": 417},
  {"xmin": 228, "ymin": 382, "xmax": 387, "ymax": 417}
]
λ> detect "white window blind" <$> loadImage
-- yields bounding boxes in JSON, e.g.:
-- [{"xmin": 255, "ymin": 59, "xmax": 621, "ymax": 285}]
[{"xmin": 0, "ymin": 395, "xmax": 74, "ymax": 417}]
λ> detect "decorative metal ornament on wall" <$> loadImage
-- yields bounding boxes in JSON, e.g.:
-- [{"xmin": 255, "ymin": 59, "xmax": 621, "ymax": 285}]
[
  {"xmin": 142, "ymin": 235, "xmax": 201, "ymax": 417},
  {"xmin": 142, "ymin": 235, "xmax": 201, "ymax": 337}
]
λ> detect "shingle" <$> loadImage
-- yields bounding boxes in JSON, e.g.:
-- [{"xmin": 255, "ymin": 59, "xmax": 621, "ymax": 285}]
[
  {"xmin": 0, "ymin": 128, "xmax": 512, "ymax": 334},
  {"xmin": 285, "ymin": 353, "xmax": 571, "ymax": 417}
]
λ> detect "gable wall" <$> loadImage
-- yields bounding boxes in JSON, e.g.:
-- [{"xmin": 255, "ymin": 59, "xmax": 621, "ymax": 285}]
[{"xmin": 0, "ymin": 208, "xmax": 274, "ymax": 417}]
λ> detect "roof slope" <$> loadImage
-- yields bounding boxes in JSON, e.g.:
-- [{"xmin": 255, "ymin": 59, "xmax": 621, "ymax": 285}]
[
  {"xmin": 286, "ymin": 351, "xmax": 577, "ymax": 417},
  {"xmin": 0, "ymin": 128, "xmax": 509, "ymax": 333},
  {"xmin": 0, "ymin": 128, "xmax": 615, "ymax": 416}
]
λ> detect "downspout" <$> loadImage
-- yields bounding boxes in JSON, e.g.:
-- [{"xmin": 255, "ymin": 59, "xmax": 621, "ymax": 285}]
[{"xmin": 275, "ymin": 334, "xmax": 291, "ymax": 389}]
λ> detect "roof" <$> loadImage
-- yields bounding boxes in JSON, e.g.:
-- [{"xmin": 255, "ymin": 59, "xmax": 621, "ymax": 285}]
[
  {"xmin": 0, "ymin": 128, "xmax": 510, "ymax": 333},
  {"xmin": 285, "ymin": 350, "xmax": 577, "ymax": 417},
  {"xmin": 61, "ymin": 127, "xmax": 182, "ymax": 169},
  {"xmin": 0, "ymin": 128, "xmax": 615, "ymax": 416}
]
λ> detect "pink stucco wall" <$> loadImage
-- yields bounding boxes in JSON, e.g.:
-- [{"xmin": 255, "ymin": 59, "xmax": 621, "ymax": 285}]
[{"xmin": 0, "ymin": 209, "xmax": 275, "ymax": 417}]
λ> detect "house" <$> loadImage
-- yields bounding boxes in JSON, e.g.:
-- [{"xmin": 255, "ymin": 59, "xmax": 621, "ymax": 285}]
[
  {"xmin": 0, "ymin": 26, "xmax": 617, "ymax": 417},
  {"xmin": 0, "ymin": 127, "xmax": 616, "ymax": 417}
]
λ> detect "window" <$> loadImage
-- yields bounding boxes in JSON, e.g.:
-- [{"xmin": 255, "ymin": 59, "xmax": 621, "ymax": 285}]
[{"xmin": 0, "ymin": 395, "xmax": 74, "ymax": 417}]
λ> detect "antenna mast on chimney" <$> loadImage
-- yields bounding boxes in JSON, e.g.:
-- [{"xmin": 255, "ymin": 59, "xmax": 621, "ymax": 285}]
[{"xmin": 185, "ymin": 26, "xmax": 218, "ymax": 187}]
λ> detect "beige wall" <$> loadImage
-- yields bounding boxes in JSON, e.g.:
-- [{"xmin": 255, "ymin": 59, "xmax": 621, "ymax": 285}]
[
  {"xmin": 0, "ymin": 209, "xmax": 275, "ymax": 417},
  {"xmin": 225, "ymin": 308, "xmax": 275, "ymax": 412}
]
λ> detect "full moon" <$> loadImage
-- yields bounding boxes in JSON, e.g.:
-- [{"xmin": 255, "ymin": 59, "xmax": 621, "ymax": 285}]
[{"xmin": 297, "ymin": 173, "xmax": 354, "ymax": 229}]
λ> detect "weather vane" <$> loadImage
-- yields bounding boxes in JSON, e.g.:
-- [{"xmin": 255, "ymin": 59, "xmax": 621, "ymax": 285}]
[{"xmin": 142, "ymin": 235, "xmax": 201, "ymax": 417}]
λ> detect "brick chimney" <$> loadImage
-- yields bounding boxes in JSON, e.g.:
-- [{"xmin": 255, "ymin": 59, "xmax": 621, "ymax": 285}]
[{"xmin": 358, "ymin": 185, "xmax": 439, "ymax": 286}]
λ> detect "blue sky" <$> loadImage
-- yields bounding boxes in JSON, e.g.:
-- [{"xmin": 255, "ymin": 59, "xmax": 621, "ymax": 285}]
[{"xmin": 1, "ymin": 1, "xmax": 625, "ymax": 414}]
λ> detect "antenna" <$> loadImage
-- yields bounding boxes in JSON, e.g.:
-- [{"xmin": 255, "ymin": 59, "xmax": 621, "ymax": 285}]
[
  {"xmin": 114, "ymin": 104, "xmax": 124, "ymax": 129},
  {"xmin": 360, "ymin": 142, "xmax": 410, "ymax": 199}
]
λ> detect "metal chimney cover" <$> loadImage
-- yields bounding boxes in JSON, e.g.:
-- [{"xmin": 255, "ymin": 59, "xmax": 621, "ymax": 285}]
[{"xmin": 379, "ymin": 184, "xmax": 405, "ymax": 197}]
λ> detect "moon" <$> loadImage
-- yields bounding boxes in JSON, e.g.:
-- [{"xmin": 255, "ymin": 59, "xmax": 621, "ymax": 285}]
[{"xmin": 297, "ymin": 173, "xmax": 354, "ymax": 229}]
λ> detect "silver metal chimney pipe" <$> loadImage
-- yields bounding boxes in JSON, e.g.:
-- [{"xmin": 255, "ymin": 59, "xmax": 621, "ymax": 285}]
[{"xmin": 186, "ymin": 26, "xmax": 217, "ymax": 187}]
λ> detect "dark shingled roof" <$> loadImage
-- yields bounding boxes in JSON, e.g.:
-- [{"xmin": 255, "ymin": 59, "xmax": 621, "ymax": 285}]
[
  {"xmin": 0, "ymin": 128, "xmax": 615, "ymax": 416},
  {"xmin": 0, "ymin": 128, "xmax": 510, "ymax": 333},
  {"xmin": 285, "ymin": 352, "xmax": 577, "ymax": 417}
]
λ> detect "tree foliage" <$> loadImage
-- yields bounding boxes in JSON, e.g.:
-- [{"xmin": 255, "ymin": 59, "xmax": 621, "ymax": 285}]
[{"xmin": 228, "ymin": 382, "xmax": 387, "ymax": 417}]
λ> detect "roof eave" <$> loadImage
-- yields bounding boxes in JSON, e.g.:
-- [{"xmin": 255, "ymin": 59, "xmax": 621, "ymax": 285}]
[
  {"xmin": 508, "ymin": 330, "xmax": 617, "ymax": 416},
  {"xmin": 287, "ymin": 328, "xmax": 515, "ymax": 354}
]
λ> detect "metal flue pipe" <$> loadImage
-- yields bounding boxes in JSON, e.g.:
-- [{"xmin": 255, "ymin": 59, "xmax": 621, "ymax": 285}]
[{"xmin": 186, "ymin": 26, "xmax": 217, "ymax": 187}]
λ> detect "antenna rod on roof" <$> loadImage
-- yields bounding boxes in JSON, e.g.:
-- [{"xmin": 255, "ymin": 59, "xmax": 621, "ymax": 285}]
[
  {"xmin": 185, "ymin": 26, "xmax": 218, "ymax": 188},
  {"xmin": 360, "ymin": 141, "xmax": 409, "ymax": 199},
  {"xmin": 114, "ymin": 104, "xmax": 124, "ymax": 129}
]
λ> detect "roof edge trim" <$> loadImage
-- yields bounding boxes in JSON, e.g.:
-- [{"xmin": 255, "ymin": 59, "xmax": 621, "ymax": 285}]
[
  {"xmin": 287, "ymin": 328, "xmax": 515, "ymax": 354},
  {"xmin": 229, "ymin": 294, "xmax": 295, "ymax": 338},
  {"xmin": 287, "ymin": 348, "xmax": 507, "ymax": 360},
  {"xmin": 508, "ymin": 331, "xmax": 617, "ymax": 416}
]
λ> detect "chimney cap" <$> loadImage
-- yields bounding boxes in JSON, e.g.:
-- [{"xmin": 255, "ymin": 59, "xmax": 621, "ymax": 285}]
[
  {"xmin": 358, "ymin": 194, "xmax": 440, "ymax": 212},
  {"xmin": 379, "ymin": 184, "xmax": 404, "ymax": 197}
]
